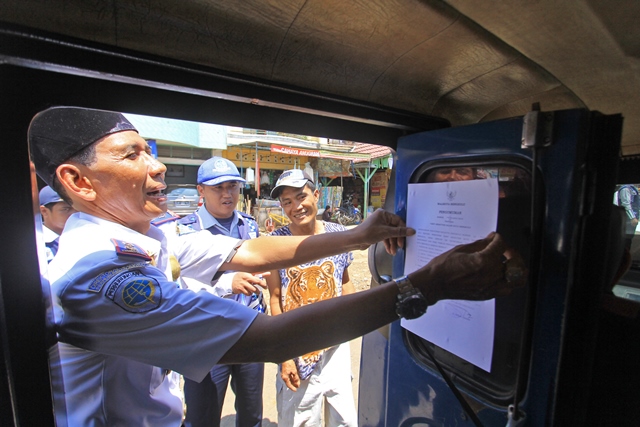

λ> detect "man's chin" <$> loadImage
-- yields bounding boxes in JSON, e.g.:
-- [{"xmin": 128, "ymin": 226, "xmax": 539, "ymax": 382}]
[
  {"xmin": 293, "ymin": 215, "xmax": 313, "ymax": 225},
  {"xmin": 207, "ymin": 207, "xmax": 235, "ymax": 217},
  {"xmin": 145, "ymin": 204, "xmax": 168, "ymax": 219}
]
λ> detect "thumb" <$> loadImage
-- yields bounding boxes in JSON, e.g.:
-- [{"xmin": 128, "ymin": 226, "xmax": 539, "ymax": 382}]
[{"xmin": 456, "ymin": 232, "xmax": 502, "ymax": 254}]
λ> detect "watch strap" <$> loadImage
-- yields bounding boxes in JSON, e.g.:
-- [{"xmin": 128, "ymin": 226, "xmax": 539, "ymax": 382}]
[{"xmin": 394, "ymin": 275, "xmax": 414, "ymax": 294}]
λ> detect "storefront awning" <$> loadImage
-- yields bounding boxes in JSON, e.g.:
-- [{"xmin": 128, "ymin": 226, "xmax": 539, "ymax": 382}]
[{"xmin": 270, "ymin": 144, "xmax": 371, "ymax": 161}]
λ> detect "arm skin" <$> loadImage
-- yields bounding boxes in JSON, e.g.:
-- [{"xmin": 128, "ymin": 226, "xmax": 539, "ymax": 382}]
[
  {"xmin": 221, "ymin": 232, "xmax": 526, "ymax": 364},
  {"xmin": 266, "ymin": 270, "xmax": 282, "ymax": 317},
  {"xmin": 341, "ymin": 268, "xmax": 355, "ymax": 296},
  {"xmin": 221, "ymin": 209, "xmax": 411, "ymax": 273}
]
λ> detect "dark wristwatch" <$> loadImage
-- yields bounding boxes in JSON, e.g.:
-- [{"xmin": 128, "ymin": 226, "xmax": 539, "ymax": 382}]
[{"xmin": 394, "ymin": 275, "xmax": 429, "ymax": 319}]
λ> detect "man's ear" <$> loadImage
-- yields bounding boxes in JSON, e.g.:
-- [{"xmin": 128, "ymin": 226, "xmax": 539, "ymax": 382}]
[
  {"xmin": 57, "ymin": 164, "xmax": 96, "ymax": 202},
  {"xmin": 39, "ymin": 205, "xmax": 50, "ymax": 220}
]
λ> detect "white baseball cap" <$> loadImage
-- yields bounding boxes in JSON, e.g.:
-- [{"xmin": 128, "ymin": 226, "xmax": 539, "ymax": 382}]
[{"xmin": 270, "ymin": 169, "xmax": 313, "ymax": 198}]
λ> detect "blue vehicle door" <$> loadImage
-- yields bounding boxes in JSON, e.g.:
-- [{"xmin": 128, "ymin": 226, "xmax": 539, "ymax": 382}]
[{"xmin": 360, "ymin": 108, "xmax": 627, "ymax": 426}]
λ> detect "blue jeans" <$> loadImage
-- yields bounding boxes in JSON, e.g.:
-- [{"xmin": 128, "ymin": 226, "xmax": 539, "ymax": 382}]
[{"xmin": 183, "ymin": 363, "xmax": 264, "ymax": 427}]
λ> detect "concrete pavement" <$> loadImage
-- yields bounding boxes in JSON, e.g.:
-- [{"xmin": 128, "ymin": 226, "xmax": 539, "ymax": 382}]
[{"xmin": 219, "ymin": 337, "xmax": 362, "ymax": 426}]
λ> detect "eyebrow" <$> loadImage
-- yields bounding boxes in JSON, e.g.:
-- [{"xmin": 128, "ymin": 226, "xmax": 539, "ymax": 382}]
[
  {"xmin": 294, "ymin": 189, "xmax": 307, "ymax": 199},
  {"xmin": 118, "ymin": 142, "xmax": 149, "ymax": 153}
]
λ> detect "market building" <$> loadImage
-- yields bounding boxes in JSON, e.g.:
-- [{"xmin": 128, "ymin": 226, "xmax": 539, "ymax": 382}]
[{"xmin": 124, "ymin": 113, "xmax": 392, "ymax": 228}]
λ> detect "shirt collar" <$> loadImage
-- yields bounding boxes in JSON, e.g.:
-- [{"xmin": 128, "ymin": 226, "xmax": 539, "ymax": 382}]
[
  {"xmin": 71, "ymin": 212, "xmax": 165, "ymax": 259},
  {"xmin": 42, "ymin": 224, "xmax": 59, "ymax": 244},
  {"xmin": 196, "ymin": 207, "xmax": 240, "ymax": 234}
]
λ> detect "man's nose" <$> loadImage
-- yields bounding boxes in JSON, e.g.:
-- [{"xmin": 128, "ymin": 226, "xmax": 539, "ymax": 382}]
[{"xmin": 147, "ymin": 154, "xmax": 167, "ymax": 176}]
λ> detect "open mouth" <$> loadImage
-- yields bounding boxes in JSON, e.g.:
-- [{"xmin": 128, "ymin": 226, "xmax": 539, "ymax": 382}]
[{"xmin": 147, "ymin": 189, "xmax": 166, "ymax": 197}]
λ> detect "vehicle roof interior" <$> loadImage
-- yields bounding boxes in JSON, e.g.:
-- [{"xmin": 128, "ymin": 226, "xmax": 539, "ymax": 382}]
[
  {"xmin": 0, "ymin": 2, "xmax": 639, "ymax": 424},
  {"xmin": 1, "ymin": 0, "xmax": 639, "ymax": 155}
]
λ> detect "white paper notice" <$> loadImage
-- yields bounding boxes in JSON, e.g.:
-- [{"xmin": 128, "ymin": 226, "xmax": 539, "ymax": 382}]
[{"xmin": 402, "ymin": 178, "xmax": 499, "ymax": 372}]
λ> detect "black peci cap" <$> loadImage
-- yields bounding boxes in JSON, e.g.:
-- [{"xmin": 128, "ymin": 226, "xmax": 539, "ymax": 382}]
[{"xmin": 28, "ymin": 106, "xmax": 137, "ymax": 187}]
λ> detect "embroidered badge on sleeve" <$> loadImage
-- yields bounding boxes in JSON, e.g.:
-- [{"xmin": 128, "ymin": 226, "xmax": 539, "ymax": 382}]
[
  {"xmin": 105, "ymin": 270, "xmax": 162, "ymax": 313},
  {"xmin": 89, "ymin": 262, "xmax": 149, "ymax": 293}
]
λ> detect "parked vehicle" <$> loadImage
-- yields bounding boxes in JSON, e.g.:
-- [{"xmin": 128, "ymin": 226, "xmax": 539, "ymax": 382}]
[
  {"xmin": 332, "ymin": 194, "xmax": 362, "ymax": 225},
  {"xmin": 166, "ymin": 185, "xmax": 202, "ymax": 216}
]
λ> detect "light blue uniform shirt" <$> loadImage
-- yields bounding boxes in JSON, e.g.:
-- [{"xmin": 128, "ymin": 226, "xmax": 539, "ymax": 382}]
[{"xmin": 47, "ymin": 213, "xmax": 258, "ymax": 426}]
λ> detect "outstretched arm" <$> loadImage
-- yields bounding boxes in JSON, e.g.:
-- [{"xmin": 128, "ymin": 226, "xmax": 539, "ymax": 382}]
[
  {"xmin": 220, "ymin": 233, "xmax": 526, "ymax": 364},
  {"xmin": 222, "ymin": 210, "xmax": 413, "ymax": 273}
]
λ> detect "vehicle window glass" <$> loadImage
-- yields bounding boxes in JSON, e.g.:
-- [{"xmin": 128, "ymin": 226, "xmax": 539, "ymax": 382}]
[
  {"xmin": 406, "ymin": 162, "xmax": 532, "ymax": 405},
  {"xmin": 168, "ymin": 188, "xmax": 197, "ymax": 196},
  {"xmin": 166, "ymin": 185, "xmax": 201, "ymax": 216},
  {"xmin": 612, "ymin": 184, "xmax": 640, "ymax": 302}
]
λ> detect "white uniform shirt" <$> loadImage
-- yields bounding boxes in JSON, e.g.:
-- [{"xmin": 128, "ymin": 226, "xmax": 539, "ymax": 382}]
[
  {"xmin": 42, "ymin": 224, "xmax": 59, "ymax": 262},
  {"xmin": 48, "ymin": 213, "xmax": 258, "ymax": 426},
  {"xmin": 182, "ymin": 208, "xmax": 259, "ymax": 296}
]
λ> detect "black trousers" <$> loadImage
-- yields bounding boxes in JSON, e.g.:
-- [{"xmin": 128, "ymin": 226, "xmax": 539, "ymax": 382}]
[{"xmin": 183, "ymin": 363, "xmax": 264, "ymax": 427}]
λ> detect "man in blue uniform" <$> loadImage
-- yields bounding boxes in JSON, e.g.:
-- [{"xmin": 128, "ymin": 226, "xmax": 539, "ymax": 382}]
[
  {"xmin": 615, "ymin": 184, "xmax": 640, "ymax": 250},
  {"xmin": 181, "ymin": 157, "xmax": 266, "ymax": 427},
  {"xmin": 28, "ymin": 106, "xmax": 525, "ymax": 426},
  {"xmin": 38, "ymin": 185, "xmax": 76, "ymax": 262}
]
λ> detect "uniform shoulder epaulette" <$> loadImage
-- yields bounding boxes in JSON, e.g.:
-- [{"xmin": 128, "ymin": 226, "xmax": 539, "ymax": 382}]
[
  {"xmin": 238, "ymin": 211, "xmax": 257, "ymax": 221},
  {"xmin": 151, "ymin": 211, "xmax": 181, "ymax": 226},
  {"xmin": 110, "ymin": 238, "xmax": 152, "ymax": 261},
  {"xmin": 178, "ymin": 213, "xmax": 199, "ymax": 226}
]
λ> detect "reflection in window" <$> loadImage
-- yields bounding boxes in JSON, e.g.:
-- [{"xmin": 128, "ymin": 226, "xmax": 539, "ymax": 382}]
[
  {"xmin": 426, "ymin": 166, "xmax": 532, "ymax": 199},
  {"xmin": 612, "ymin": 184, "xmax": 640, "ymax": 301}
]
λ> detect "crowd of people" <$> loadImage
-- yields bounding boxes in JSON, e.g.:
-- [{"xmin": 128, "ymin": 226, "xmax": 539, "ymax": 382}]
[{"xmin": 29, "ymin": 106, "xmax": 526, "ymax": 426}]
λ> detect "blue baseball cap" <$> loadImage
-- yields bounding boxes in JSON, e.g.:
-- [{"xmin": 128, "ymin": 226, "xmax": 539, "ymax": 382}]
[
  {"xmin": 39, "ymin": 186, "xmax": 64, "ymax": 206},
  {"xmin": 197, "ymin": 157, "xmax": 246, "ymax": 186}
]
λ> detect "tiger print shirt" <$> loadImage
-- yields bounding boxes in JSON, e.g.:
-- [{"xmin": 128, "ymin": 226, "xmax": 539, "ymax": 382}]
[{"xmin": 269, "ymin": 220, "xmax": 354, "ymax": 379}]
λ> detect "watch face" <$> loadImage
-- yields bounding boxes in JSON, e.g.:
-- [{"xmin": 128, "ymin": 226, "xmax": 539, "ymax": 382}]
[{"xmin": 399, "ymin": 294, "xmax": 428, "ymax": 319}]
